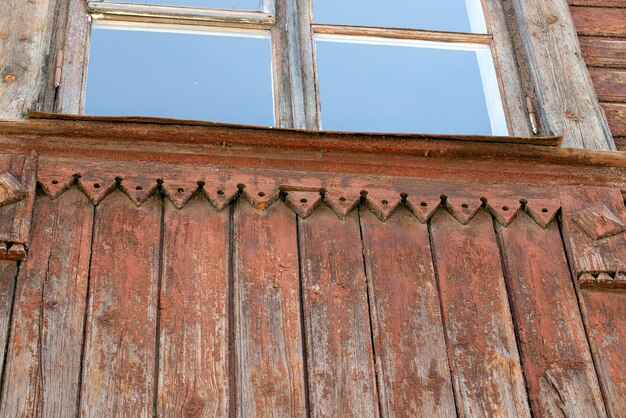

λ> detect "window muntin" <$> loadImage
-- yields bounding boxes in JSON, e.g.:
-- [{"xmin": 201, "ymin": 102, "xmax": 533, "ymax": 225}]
[
  {"xmin": 78, "ymin": 0, "xmax": 512, "ymax": 135},
  {"xmin": 85, "ymin": 23, "xmax": 274, "ymax": 125},
  {"xmin": 312, "ymin": 0, "xmax": 487, "ymax": 34},
  {"xmin": 315, "ymin": 35, "xmax": 506, "ymax": 135},
  {"xmin": 100, "ymin": 0, "xmax": 264, "ymax": 11}
]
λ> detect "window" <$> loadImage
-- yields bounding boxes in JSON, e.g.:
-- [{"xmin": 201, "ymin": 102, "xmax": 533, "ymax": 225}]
[{"xmin": 64, "ymin": 0, "xmax": 523, "ymax": 135}]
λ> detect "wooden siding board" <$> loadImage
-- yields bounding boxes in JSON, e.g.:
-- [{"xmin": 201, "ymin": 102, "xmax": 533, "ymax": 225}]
[
  {"xmin": 157, "ymin": 197, "xmax": 230, "ymax": 417},
  {"xmin": 581, "ymin": 290, "xmax": 626, "ymax": 417},
  {"xmin": 0, "ymin": 188, "xmax": 93, "ymax": 417},
  {"xmin": 603, "ymin": 103, "xmax": 626, "ymax": 137},
  {"xmin": 496, "ymin": 213, "xmax": 607, "ymax": 417},
  {"xmin": 570, "ymin": 6, "xmax": 626, "ymax": 37},
  {"xmin": 589, "ymin": 68, "xmax": 626, "ymax": 103},
  {"xmin": 80, "ymin": 191, "xmax": 161, "ymax": 418},
  {"xmin": 359, "ymin": 207, "xmax": 456, "ymax": 417},
  {"xmin": 429, "ymin": 209, "xmax": 531, "ymax": 418},
  {"xmin": 579, "ymin": 37, "xmax": 626, "ymax": 69},
  {"xmin": 233, "ymin": 200, "xmax": 307, "ymax": 417},
  {"xmin": 298, "ymin": 205, "xmax": 379, "ymax": 417}
]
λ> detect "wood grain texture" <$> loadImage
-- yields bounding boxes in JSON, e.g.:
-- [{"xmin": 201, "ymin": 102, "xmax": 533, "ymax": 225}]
[
  {"xmin": 510, "ymin": 0, "xmax": 615, "ymax": 149},
  {"xmin": 359, "ymin": 207, "xmax": 456, "ymax": 417},
  {"xmin": 0, "ymin": 189, "xmax": 93, "ymax": 417},
  {"xmin": 55, "ymin": 0, "xmax": 90, "ymax": 114},
  {"xmin": 0, "ymin": 261, "xmax": 17, "ymax": 387},
  {"xmin": 299, "ymin": 205, "xmax": 379, "ymax": 417},
  {"xmin": 569, "ymin": 0, "xmax": 626, "ymax": 6},
  {"xmin": 616, "ymin": 136, "xmax": 626, "ymax": 151},
  {"xmin": 560, "ymin": 186, "xmax": 626, "ymax": 275},
  {"xmin": 233, "ymin": 200, "xmax": 307, "ymax": 417},
  {"xmin": 497, "ymin": 213, "xmax": 607, "ymax": 417},
  {"xmin": 580, "ymin": 290, "xmax": 626, "ymax": 417},
  {"xmin": 570, "ymin": 6, "xmax": 626, "ymax": 37},
  {"xmin": 0, "ymin": 0, "xmax": 58, "ymax": 118},
  {"xmin": 80, "ymin": 191, "xmax": 161, "ymax": 418},
  {"xmin": 429, "ymin": 209, "xmax": 530, "ymax": 418},
  {"xmin": 579, "ymin": 37, "xmax": 626, "ymax": 69},
  {"xmin": 589, "ymin": 68, "xmax": 626, "ymax": 103},
  {"xmin": 603, "ymin": 103, "xmax": 626, "ymax": 136},
  {"xmin": 157, "ymin": 197, "xmax": 230, "ymax": 417}
]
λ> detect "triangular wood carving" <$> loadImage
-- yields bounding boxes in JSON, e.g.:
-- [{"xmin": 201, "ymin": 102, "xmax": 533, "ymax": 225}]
[
  {"xmin": 364, "ymin": 190, "xmax": 402, "ymax": 221},
  {"xmin": 405, "ymin": 195, "xmax": 441, "ymax": 223},
  {"xmin": 120, "ymin": 177, "xmax": 159, "ymax": 206},
  {"xmin": 77, "ymin": 175, "xmax": 116, "ymax": 205},
  {"xmin": 486, "ymin": 197, "xmax": 521, "ymax": 226},
  {"xmin": 0, "ymin": 172, "xmax": 28, "ymax": 206},
  {"xmin": 445, "ymin": 195, "xmax": 482, "ymax": 224},
  {"xmin": 163, "ymin": 181, "xmax": 199, "ymax": 209},
  {"xmin": 524, "ymin": 198, "xmax": 560, "ymax": 228},
  {"xmin": 285, "ymin": 191, "xmax": 322, "ymax": 219},
  {"xmin": 323, "ymin": 189, "xmax": 360, "ymax": 219},
  {"xmin": 241, "ymin": 179, "xmax": 280, "ymax": 210}
]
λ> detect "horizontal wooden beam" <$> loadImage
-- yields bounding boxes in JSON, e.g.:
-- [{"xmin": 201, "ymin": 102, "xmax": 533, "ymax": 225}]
[
  {"xmin": 88, "ymin": 1, "xmax": 275, "ymax": 29},
  {"xmin": 312, "ymin": 24, "xmax": 492, "ymax": 44}
]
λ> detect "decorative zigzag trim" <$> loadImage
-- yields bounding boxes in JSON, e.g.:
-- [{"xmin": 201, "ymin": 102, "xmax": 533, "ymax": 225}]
[
  {"xmin": 579, "ymin": 272, "xmax": 626, "ymax": 290},
  {"xmin": 36, "ymin": 177, "xmax": 561, "ymax": 229}
]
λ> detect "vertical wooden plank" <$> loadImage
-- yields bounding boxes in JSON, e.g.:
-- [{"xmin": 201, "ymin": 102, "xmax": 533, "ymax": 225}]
[
  {"xmin": 580, "ymin": 290, "xmax": 626, "ymax": 417},
  {"xmin": 233, "ymin": 200, "xmax": 307, "ymax": 416},
  {"xmin": 429, "ymin": 210, "xmax": 530, "ymax": 418},
  {"xmin": 80, "ymin": 191, "xmax": 161, "ymax": 418},
  {"xmin": 509, "ymin": 0, "xmax": 615, "ymax": 150},
  {"xmin": 157, "ymin": 197, "xmax": 230, "ymax": 417},
  {"xmin": 299, "ymin": 205, "xmax": 379, "ymax": 417},
  {"xmin": 359, "ymin": 207, "xmax": 456, "ymax": 417},
  {"xmin": 0, "ymin": 188, "xmax": 93, "ymax": 417},
  {"xmin": 0, "ymin": 0, "xmax": 58, "ymax": 118},
  {"xmin": 0, "ymin": 261, "xmax": 17, "ymax": 384},
  {"xmin": 497, "ymin": 213, "xmax": 607, "ymax": 417}
]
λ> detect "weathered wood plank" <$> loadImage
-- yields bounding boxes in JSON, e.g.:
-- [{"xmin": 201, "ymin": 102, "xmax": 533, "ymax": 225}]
[
  {"xmin": 0, "ymin": 155, "xmax": 25, "ymax": 240},
  {"xmin": 429, "ymin": 209, "xmax": 530, "ymax": 417},
  {"xmin": 569, "ymin": 0, "xmax": 626, "ymax": 6},
  {"xmin": 0, "ymin": 261, "xmax": 17, "ymax": 387},
  {"xmin": 580, "ymin": 289, "xmax": 626, "ymax": 417},
  {"xmin": 616, "ymin": 136, "xmax": 626, "ymax": 151},
  {"xmin": 570, "ymin": 6, "xmax": 626, "ymax": 37},
  {"xmin": 589, "ymin": 68, "xmax": 626, "ymax": 103},
  {"xmin": 579, "ymin": 37, "xmax": 626, "ymax": 69},
  {"xmin": 603, "ymin": 103, "xmax": 626, "ymax": 136},
  {"xmin": 560, "ymin": 186, "xmax": 626, "ymax": 275},
  {"xmin": 80, "ymin": 191, "xmax": 161, "ymax": 417},
  {"xmin": 299, "ymin": 205, "xmax": 379, "ymax": 417},
  {"xmin": 0, "ymin": 0, "xmax": 58, "ymax": 118},
  {"xmin": 157, "ymin": 196, "xmax": 229, "ymax": 417},
  {"xmin": 233, "ymin": 200, "xmax": 307, "ymax": 416},
  {"xmin": 497, "ymin": 213, "xmax": 607, "ymax": 417},
  {"xmin": 510, "ymin": 0, "xmax": 615, "ymax": 149},
  {"xmin": 0, "ymin": 188, "xmax": 93, "ymax": 417},
  {"xmin": 359, "ymin": 207, "xmax": 456, "ymax": 417}
]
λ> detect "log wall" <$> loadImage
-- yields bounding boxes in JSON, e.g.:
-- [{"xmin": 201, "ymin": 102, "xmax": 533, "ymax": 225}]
[{"xmin": 569, "ymin": 0, "xmax": 626, "ymax": 150}]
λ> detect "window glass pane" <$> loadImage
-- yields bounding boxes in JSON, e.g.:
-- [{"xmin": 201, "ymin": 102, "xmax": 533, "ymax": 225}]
[
  {"xmin": 85, "ymin": 24, "xmax": 274, "ymax": 126},
  {"xmin": 315, "ymin": 37, "xmax": 505, "ymax": 135},
  {"xmin": 313, "ymin": 0, "xmax": 486, "ymax": 33},
  {"xmin": 101, "ymin": 0, "xmax": 262, "ymax": 11}
]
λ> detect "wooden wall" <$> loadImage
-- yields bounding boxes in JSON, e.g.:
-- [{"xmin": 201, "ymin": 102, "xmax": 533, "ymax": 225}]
[
  {"xmin": 570, "ymin": 0, "xmax": 626, "ymax": 150},
  {"xmin": 0, "ymin": 185, "xmax": 623, "ymax": 416}
]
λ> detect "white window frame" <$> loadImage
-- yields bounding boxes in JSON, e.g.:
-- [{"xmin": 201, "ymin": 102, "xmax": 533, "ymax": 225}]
[{"xmin": 56, "ymin": 0, "xmax": 532, "ymax": 136}]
